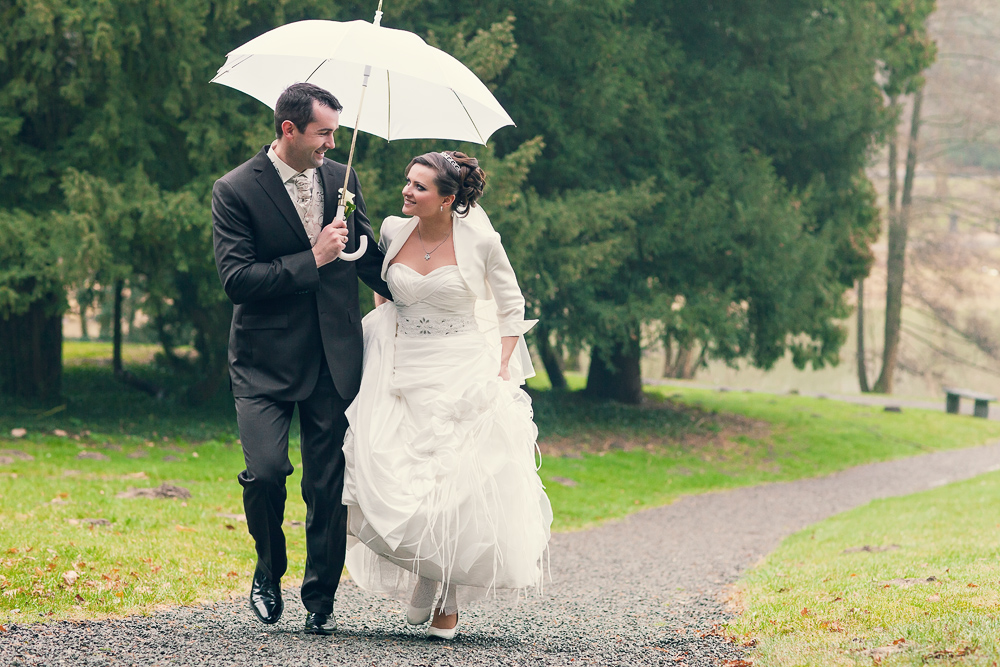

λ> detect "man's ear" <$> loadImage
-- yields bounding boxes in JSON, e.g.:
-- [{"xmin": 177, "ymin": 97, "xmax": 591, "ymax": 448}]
[{"xmin": 280, "ymin": 119, "xmax": 298, "ymax": 139}]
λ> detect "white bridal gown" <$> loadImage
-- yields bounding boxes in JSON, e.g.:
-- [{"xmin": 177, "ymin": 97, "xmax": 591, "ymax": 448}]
[{"xmin": 343, "ymin": 218, "xmax": 552, "ymax": 612}]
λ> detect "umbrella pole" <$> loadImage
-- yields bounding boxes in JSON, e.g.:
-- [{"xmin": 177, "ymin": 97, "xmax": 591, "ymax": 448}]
[{"xmin": 336, "ymin": 65, "xmax": 373, "ymax": 261}]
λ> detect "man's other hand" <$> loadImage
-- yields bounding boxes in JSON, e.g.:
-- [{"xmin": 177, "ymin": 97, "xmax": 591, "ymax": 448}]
[{"xmin": 313, "ymin": 218, "xmax": 348, "ymax": 267}]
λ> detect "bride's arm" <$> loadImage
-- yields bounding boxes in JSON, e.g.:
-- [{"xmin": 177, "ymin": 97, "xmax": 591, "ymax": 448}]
[
  {"xmin": 374, "ymin": 292, "xmax": 389, "ymax": 307},
  {"xmin": 484, "ymin": 234, "xmax": 537, "ymax": 380},
  {"xmin": 498, "ymin": 336, "xmax": 518, "ymax": 380}
]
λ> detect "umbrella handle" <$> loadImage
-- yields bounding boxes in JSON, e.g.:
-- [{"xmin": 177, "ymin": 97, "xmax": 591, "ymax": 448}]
[{"xmin": 336, "ymin": 203, "xmax": 368, "ymax": 262}]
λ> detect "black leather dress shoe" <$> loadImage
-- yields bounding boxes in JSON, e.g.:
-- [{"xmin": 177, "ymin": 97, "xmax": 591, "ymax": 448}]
[
  {"xmin": 304, "ymin": 611, "xmax": 336, "ymax": 635},
  {"xmin": 249, "ymin": 572, "xmax": 283, "ymax": 625}
]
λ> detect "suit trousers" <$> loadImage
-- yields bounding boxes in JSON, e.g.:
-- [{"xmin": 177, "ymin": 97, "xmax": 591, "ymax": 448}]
[{"xmin": 235, "ymin": 360, "xmax": 350, "ymax": 615}]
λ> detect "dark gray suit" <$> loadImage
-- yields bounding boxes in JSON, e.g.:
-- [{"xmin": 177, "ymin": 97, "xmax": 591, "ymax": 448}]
[{"xmin": 213, "ymin": 145, "xmax": 390, "ymax": 615}]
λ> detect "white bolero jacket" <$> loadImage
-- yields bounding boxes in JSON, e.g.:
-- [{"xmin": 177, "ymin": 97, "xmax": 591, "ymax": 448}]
[{"xmin": 378, "ymin": 206, "xmax": 537, "ymax": 379}]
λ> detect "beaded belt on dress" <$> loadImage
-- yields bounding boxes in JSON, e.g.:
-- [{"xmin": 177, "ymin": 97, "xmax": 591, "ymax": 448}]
[{"xmin": 397, "ymin": 314, "xmax": 478, "ymax": 337}]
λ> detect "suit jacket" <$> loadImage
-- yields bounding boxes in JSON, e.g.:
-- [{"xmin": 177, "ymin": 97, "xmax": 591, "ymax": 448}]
[
  {"xmin": 378, "ymin": 210, "xmax": 535, "ymax": 338},
  {"xmin": 213, "ymin": 146, "xmax": 391, "ymax": 402}
]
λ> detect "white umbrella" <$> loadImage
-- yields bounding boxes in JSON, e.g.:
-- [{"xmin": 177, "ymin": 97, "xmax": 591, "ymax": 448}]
[{"xmin": 211, "ymin": 9, "xmax": 515, "ymax": 259}]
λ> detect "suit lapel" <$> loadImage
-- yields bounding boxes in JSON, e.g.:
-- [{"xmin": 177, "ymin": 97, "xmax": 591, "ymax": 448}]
[{"xmin": 253, "ymin": 150, "xmax": 311, "ymax": 249}]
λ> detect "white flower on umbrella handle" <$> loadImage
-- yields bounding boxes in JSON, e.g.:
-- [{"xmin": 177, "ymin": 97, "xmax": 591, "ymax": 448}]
[{"xmin": 336, "ymin": 202, "xmax": 368, "ymax": 262}]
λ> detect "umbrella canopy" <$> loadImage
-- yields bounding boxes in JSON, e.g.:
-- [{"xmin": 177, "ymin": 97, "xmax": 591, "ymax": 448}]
[{"xmin": 211, "ymin": 19, "xmax": 514, "ymax": 145}]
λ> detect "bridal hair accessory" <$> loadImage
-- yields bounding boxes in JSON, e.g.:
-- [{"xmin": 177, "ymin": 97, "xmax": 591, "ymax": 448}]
[
  {"xmin": 417, "ymin": 222, "xmax": 452, "ymax": 261},
  {"xmin": 440, "ymin": 152, "xmax": 461, "ymax": 172}
]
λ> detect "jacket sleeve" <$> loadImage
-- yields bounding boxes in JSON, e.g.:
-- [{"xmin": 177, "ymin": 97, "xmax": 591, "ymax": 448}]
[
  {"xmin": 212, "ymin": 177, "xmax": 320, "ymax": 305},
  {"xmin": 346, "ymin": 170, "xmax": 392, "ymax": 300},
  {"xmin": 484, "ymin": 234, "xmax": 537, "ymax": 337}
]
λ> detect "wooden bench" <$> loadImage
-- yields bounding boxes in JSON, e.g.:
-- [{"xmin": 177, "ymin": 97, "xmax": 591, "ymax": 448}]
[{"xmin": 943, "ymin": 387, "xmax": 997, "ymax": 419}]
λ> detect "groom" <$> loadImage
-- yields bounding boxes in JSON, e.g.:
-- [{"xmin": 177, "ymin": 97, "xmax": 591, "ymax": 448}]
[{"xmin": 213, "ymin": 83, "xmax": 390, "ymax": 634}]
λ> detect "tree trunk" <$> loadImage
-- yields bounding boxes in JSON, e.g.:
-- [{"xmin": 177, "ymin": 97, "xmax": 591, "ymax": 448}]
[
  {"xmin": 664, "ymin": 339, "xmax": 700, "ymax": 380},
  {"xmin": 856, "ymin": 279, "xmax": 870, "ymax": 393},
  {"xmin": 534, "ymin": 325, "xmax": 567, "ymax": 391},
  {"xmin": 585, "ymin": 333, "xmax": 643, "ymax": 404},
  {"xmin": 112, "ymin": 279, "xmax": 123, "ymax": 375},
  {"xmin": 0, "ymin": 293, "xmax": 63, "ymax": 402},
  {"xmin": 110, "ymin": 279, "xmax": 163, "ymax": 398},
  {"xmin": 875, "ymin": 89, "xmax": 924, "ymax": 394}
]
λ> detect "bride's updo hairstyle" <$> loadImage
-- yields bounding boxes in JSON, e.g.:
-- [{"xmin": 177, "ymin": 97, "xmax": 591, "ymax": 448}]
[{"xmin": 405, "ymin": 150, "xmax": 486, "ymax": 216}]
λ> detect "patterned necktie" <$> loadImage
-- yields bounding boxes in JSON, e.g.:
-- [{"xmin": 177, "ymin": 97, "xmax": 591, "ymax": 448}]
[
  {"xmin": 291, "ymin": 173, "xmax": 312, "ymax": 208},
  {"xmin": 291, "ymin": 172, "xmax": 322, "ymax": 246}
]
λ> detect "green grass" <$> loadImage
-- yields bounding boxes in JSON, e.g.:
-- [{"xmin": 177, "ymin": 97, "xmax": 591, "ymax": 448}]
[
  {"xmin": 63, "ymin": 341, "xmax": 169, "ymax": 366},
  {"xmin": 2, "ymin": 345, "xmax": 1000, "ymax": 623},
  {"xmin": 533, "ymin": 380, "xmax": 1000, "ymax": 529},
  {"xmin": 0, "ymin": 433, "xmax": 308, "ymax": 624},
  {"xmin": 727, "ymin": 470, "xmax": 1000, "ymax": 666},
  {"xmin": 0, "ymin": 342, "xmax": 241, "ymax": 442}
]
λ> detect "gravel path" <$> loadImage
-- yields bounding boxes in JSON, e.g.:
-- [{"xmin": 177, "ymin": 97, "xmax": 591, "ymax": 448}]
[{"xmin": 6, "ymin": 442, "xmax": 1000, "ymax": 667}]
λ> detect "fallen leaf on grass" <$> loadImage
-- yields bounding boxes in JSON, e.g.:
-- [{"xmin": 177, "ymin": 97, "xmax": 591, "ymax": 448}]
[
  {"xmin": 226, "ymin": 571, "xmax": 239, "ymax": 578},
  {"xmin": 53, "ymin": 429, "xmax": 68, "ymax": 437},
  {"xmin": 74, "ymin": 594, "xmax": 85, "ymax": 603},
  {"xmin": 550, "ymin": 476, "xmax": 579, "ymax": 487},
  {"xmin": 800, "ymin": 608, "xmax": 810, "ymax": 616},
  {"xmin": 819, "ymin": 620, "xmax": 845, "ymax": 633},
  {"xmin": 0, "ymin": 624, "xmax": 6, "ymax": 632},
  {"xmin": 927, "ymin": 594, "xmax": 941, "ymax": 602},
  {"xmin": 10, "ymin": 429, "xmax": 26, "ymax": 438},
  {"xmin": 175, "ymin": 525, "xmax": 197, "ymax": 533},
  {"xmin": 225, "ymin": 524, "xmax": 236, "ymax": 530},
  {"xmin": 62, "ymin": 571, "xmax": 79, "ymax": 586}
]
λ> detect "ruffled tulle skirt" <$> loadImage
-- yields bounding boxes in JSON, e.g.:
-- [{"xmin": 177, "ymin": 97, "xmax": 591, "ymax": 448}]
[{"xmin": 343, "ymin": 303, "xmax": 552, "ymax": 613}]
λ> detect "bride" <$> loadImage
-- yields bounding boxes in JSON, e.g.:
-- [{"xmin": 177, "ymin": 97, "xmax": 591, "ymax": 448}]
[{"xmin": 342, "ymin": 150, "xmax": 552, "ymax": 639}]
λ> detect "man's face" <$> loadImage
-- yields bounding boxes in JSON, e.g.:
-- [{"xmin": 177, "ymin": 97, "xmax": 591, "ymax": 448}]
[{"xmin": 282, "ymin": 101, "xmax": 339, "ymax": 171}]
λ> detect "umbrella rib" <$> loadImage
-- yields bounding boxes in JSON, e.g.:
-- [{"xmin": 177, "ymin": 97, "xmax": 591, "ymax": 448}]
[
  {"xmin": 211, "ymin": 53, "xmax": 254, "ymax": 80},
  {"xmin": 450, "ymin": 88, "xmax": 485, "ymax": 144},
  {"xmin": 303, "ymin": 59, "xmax": 330, "ymax": 83}
]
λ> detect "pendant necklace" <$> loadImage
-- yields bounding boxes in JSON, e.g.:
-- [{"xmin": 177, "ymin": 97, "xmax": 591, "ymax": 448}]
[{"xmin": 417, "ymin": 222, "xmax": 452, "ymax": 261}]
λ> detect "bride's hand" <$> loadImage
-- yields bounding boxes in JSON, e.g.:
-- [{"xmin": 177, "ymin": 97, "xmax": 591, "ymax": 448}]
[{"xmin": 498, "ymin": 365, "xmax": 511, "ymax": 381}]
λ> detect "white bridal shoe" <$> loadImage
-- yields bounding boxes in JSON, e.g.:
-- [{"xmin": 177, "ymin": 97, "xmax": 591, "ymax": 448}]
[
  {"xmin": 406, "ymin": 605, "xmax": 432, "ymax": 625},
  {"xmin": 425, "ymin": 613, "xmax": 459, "ymax": 640}
]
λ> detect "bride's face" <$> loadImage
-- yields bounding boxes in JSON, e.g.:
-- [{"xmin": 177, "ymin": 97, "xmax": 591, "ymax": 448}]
[{"xmin": 402, "ymin": 164, "xmax": 447, "ymax": 217}]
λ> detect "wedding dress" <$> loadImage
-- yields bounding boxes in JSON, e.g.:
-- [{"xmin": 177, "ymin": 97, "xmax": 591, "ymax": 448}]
[{"xmin": 343, "ymin": 254, "xmax": 552, "ymax": 613}]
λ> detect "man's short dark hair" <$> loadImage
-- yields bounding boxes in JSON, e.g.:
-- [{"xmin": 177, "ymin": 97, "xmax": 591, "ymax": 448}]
[{"xmin": 274, "ymin": 83, "xmax": 343, "ymax": 137}]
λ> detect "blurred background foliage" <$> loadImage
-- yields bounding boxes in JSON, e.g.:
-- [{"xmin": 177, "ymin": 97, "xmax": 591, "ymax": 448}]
[{"xmin": 0, "ymin": 0, "xmax": 937, "ymax": 403}]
